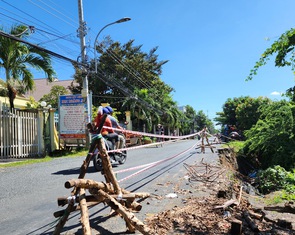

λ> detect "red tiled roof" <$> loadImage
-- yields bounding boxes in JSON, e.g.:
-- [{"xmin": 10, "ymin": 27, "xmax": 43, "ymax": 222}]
[{"xmin": 26, "ymin": 78, "xmax": 77, "ymax": 101}]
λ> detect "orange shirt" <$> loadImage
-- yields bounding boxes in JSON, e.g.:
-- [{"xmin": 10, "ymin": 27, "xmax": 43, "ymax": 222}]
[{"xmin": 94, "ymin": 114, "xmax": 114, "ymax": 135}]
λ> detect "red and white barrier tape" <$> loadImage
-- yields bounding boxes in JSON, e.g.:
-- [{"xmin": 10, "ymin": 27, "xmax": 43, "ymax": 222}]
[
  {"xmin": 116, "ymin": 141, "xmax": 200, "ymax": 183},
  {"xmin": 103, "ymin": 126, "xmax": 201, "ymax": 139}
]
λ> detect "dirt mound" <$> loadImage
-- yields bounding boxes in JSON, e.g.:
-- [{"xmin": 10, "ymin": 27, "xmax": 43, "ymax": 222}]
[{"xmin": 144, "ymin": 148, "xmax": 294, "ymax": 234}]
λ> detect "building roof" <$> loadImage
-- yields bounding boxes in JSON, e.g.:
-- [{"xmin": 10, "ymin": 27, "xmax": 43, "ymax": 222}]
[{"xmin": 26, "ymin": 78, "xmax": 76, "ymax": 101}]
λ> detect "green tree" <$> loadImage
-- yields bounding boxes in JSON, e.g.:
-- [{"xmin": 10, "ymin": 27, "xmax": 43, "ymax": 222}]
[
  {"xmin": 71, "ymin": 37, "xmax": 169, "ymax": 108},
  {"xmin": 71, "ymin": 37, "xmax": 181, "ymax": 131},
  {"xmin": 195, "ymin": 110, "xmax": 211, "ymax": 131},
  {"xmin": 243, "ymin": 100, "xmax": 295, "ymax": 170},
  {"xmin": 0, "ymin": 25, "xmax": 55, "ymax": 110},
  {"xmin": 39, "ymin": 85, "xmax": 69, "ymax": 108},
  {"xmin": 247, "ymin": 28, "xmax": 295, "ymax": 81},
  {"xmin": 215, "ymin": 96, "xmax": 270, "ymax": 134},
  {"xmin": 235, "ymin": 96, "xmax": 271, "ymax": 131},
  {"xmin": 214, "ymin": 97, "xmax": 248, "ymax": 127},
  {"xmin": 183, "ymin": 105, "xmax": 196, "ymax": 134},
  {"xmin": 122, "ymin": 88, "xmax": 156, "ymax": 132}
]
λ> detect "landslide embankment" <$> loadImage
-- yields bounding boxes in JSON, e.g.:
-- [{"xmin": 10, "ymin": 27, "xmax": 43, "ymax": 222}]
[{"xmin": 144, "ymin": 147, "xmax": 295, "ymax": 235}]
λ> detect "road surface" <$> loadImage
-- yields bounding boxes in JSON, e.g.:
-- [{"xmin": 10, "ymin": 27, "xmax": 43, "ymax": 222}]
[{"xmin": 0, "ymin": 139, "xmax": 220, "ymax": 234}]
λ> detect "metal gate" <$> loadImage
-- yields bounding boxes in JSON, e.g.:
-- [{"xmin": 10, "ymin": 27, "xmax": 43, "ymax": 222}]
[{"xmin": 0, "ymin": 103, "xmax": 43, "ymax": 159}]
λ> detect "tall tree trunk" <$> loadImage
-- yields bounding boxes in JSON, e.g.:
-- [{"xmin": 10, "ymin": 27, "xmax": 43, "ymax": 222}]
[{"xmin": 7, "ymin": 83, "xmax": 16, "ymax": 111}]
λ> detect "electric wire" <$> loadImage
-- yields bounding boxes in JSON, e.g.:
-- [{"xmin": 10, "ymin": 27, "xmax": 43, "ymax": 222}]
[
  {"xmin": 0, "ymin": 6, "xmax": 81, "ymax": 57},
  {"xmin": 1, "ymin": 1, "xmax": 156, "ymax": 93},
  {"xmin": 0, "ymin": 1, "xmax": 82, "ymax": 77},
  {"xmin": 0, "ymin": 1, "xmax": 164, "ymax": 113},
  {"xmin": 95, "ymin": 67, "xmax": 163, "ymax": 114},
  {"xmin": 0, "ymin": 0, "xmax": 61, "ymax": 35},
  {"xmin": 94, "ymin": 39, "xmax": 154, "ymax": 90},
  {"xmin": 0, "ymin": 30, "xmax": 82, "ymax": 66},
  {"xmin": 92, "ymin": 42, "xmax": 165, "ymax": 109},
  {"xmin": 28, "ymin": 0, "xmax": 78, "ymax": 29},
  {"xmin": 91, "ymin": 33, "xmax": 165, "ymax": 99},
  {"xmin": 32, "ymin": 0, "xmax": 79, "ymax": 25},
  {"xmin": 97, "ymin": 43, "xmax": 165, "ymax": 101}
]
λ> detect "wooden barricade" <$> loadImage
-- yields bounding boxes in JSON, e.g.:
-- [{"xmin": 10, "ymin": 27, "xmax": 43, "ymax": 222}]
[{"xmin": 53, "ymin": 114, "xmax": 151, "ymax": 234}]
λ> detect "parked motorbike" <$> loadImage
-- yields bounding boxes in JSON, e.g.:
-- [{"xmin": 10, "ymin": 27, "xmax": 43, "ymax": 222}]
[{"xmin": 92, "ymin": 134, "xmax": 127, "ymax": 171}]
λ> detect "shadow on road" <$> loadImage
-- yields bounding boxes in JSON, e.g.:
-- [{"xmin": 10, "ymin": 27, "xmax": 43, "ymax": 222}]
[
  {"xmin": 126, "ymin": 151, "xmax": 196, "ymax": 192},
  {"xmin": 51, "ymin": 166, "xmax": 98, "ymax": 175}
]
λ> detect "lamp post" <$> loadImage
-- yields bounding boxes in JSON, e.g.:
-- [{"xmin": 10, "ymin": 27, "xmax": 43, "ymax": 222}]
[{"xmin": 94, "ymin": 17, "xmax": 131, "ymax": 73}]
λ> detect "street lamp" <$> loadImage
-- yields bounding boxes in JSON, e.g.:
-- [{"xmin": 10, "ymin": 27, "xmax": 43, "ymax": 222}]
[{"xmin": 94, "ymin": 17, "xmax": 131, "ymax": 73}]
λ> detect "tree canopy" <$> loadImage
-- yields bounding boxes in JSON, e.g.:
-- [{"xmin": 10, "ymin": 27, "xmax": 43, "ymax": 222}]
[
  {"xmin": 39, "ymin": 85, "xmax": 69, "ymax": 108},
  {"xmin": 243, "ymin": 100, "xmax": 295, "ymax": 170},
  {"xmin": 0, "ymin": 24, "xmax": 55, "ymax": 109},
  {"xmin": 214, "ymin": 96, "xmax": 271, "ymax": 132},
  {"xmin": 247, "ymin": 28, "xmax": 295, "ymax": 81},
  {"xmin": 70, "ymin": 37, "xmax": 210, "ymax": 133}
]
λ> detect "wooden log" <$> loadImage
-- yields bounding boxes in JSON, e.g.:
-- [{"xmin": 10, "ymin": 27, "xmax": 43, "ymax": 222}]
[
  {"xmin": 264, "ymin": 203, "xmax": 295, "ymax": 214},
  {"xmin": 214, "ymin": 199, "xmax": 238, "ymax": 210},
  {"xmin": 53, "ymin": 201, "xmax": 75, "ymax": 235},
  {"xmin": 77, "ymin": 115, "xmax": 107, "ymax": 180},
  {"xmin": 89, "ymin": 189, "xmax": 144, "ymax": 212},
  {"xmin": 57, "ymin": 195, "xmax": 98, "ymax": 207},
  {"xmin": 71, "ymin": 115, "xmax": 108, "ymax": 196},
  {"xmin": 54, "ymin": 206, "xmax": 76, "ymax": 218},
  {"xmin": 125, "ymin": 200, "xmax": 142, "ymax": 212},
  {"xmin": 230, "ymin": 219, "xmax": 242, "ymax": 235},
  {"xmin": 237, "ymin": 185, "xmax": 243, "ymax": 206},
  {"xmin": 79, "ymin": 188, "xmax": 91, "ymax": 235},
  {"xmin": 65, "ymin": 179, "xmax": 113, "ymax": 191},
  {"xmin": 53, "ymin": 200, "xmax": 101, "ymax": 218},
  {"xmin": 96, "ymin": 137, "xmax": 122, "ymax": 195},
  {"xmin": 243, "ymin": 210, "xmax": 259, "ymax": 232},
  {"xmin": 248, "ymin": 210, "xmax": 263, "ymax": 220},
  {"xmin": 97, "ymin": 189, "xmax": 152, "ymax": 235},
  {"xmin": 109, "ymin": 192, "xmax": 150, "ymax": 200}
]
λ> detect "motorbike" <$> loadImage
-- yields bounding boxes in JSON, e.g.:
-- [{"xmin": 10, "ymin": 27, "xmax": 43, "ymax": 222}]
[{"xmin": 92, "ymin": 134, "xmax": 127, "ymax": 172}]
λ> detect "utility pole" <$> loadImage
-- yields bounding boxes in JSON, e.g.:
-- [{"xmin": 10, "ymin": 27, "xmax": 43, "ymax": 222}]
[{"xmin": 77, "ymin": 0, "xmax": 91, "ymax": 147}]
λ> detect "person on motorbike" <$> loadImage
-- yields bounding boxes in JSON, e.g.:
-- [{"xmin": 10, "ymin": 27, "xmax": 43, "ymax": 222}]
[
  {"xmin": 105, "ymin": 106, "xmax": 125, "ymax": 150},
  {"xmin": 93, "ymin": 106, "xmax": 120, "ymax": 151}
]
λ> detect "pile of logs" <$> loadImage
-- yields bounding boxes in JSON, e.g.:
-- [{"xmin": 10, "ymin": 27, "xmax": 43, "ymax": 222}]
[{"xmin": 52, "ymin": 115, "xmax": 151, "ymax": 235}]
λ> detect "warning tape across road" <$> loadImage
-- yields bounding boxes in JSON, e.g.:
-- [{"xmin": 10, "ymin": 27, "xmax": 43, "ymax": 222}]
[
  {"xmin": 104, "ymin": 127, "xmax": 201, "ymax": 153},
  {"xmin": 116, "ymin": 140, "xmax": 201, "ymax": 183},
  {"xmin": 92, "ymin": 127, "xmax": 220, "ymax": 182}
]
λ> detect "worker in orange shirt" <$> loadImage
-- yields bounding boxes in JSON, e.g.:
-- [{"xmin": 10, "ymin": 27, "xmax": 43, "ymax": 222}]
[{"xmin": 93, "ymin": 106, "xmax": 119, "ymax": 150}]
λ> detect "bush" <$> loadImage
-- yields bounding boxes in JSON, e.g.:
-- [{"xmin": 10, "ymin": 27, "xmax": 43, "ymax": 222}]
[
  {"xmin": 257, "ymin": 165, "xmax": 295, "ymax": 194},
  {"xmin": 242, "ymin": 101, "xmax": 295, "ymax": 170}
]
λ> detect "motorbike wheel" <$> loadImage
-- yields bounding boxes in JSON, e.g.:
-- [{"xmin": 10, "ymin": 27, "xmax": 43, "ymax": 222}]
[
  {"xmin": 93, "ymin": 153, "xmax": 103, "ymax": 171},
  {"xmin": 118, "ymin": 151, "xmax": 127, "ymax": 164}
]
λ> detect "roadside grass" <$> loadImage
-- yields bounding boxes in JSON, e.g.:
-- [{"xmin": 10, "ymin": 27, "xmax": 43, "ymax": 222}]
[
  {"xmin": 0, "ymin": 148, "xmax": 88, "ymax": 168},
  {"xmin": 222, "ymin": 140, "xmax": 245, "ymax": 152}
]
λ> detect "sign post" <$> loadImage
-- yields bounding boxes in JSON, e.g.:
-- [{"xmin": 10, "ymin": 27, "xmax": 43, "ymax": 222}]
[{"xmin": 58, "ymin": 94, "xmax": 88, "ymax": 146}]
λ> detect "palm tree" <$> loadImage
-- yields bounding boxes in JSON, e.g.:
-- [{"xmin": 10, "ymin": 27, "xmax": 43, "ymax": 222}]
[
  {"xmin": 0, "ymin": 25, "xmax": 55, "ymax": 110},
  {"xmin": 122, "ymin": 88, "xmax": 157, "ymax": 132}
]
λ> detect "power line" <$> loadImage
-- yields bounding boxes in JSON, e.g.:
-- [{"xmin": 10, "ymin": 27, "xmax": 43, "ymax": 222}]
[
  {"xmin": 28, "ymin": 0, "xmax": 78, "ymax": 29},
  {"xmin": 0, "ymin": 30, "xmax": 82, "ymax": 66},
  {"xmin": 0, "ymin": 0, "xmax": 61, "ymax": 35},
  {"xmin": 0, "ymin": 6, "xmax": 81, "ymax": 59},
  {"xmin": 32, "ymin": 0, "xmax": 78, "ymax": 26}
]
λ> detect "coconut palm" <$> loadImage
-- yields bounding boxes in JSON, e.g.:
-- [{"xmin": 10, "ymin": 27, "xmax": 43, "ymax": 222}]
[
  {"xmin": 122, "ymin": 88, "xmax": 158, "ymax": 131},
  {"xmin": 0, "ymin": 24, "xmax": 55, "ymax": 110}
]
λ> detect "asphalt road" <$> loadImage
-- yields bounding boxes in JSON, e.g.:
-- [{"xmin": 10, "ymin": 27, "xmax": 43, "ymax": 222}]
[{"xmin": 0, "ymin": 139, "xmax": 220, "ymax": 235}]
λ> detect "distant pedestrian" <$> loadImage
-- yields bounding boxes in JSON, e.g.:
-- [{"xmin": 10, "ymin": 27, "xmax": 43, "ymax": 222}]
[{"xmin": 156, "ymin": 124, "xmax": 164, "ymax": 143}]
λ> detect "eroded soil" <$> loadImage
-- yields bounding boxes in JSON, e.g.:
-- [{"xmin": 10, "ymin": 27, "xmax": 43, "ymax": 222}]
[{"xmin": 144, "ymin": 149, "xmax": 295, "ymax": 235}]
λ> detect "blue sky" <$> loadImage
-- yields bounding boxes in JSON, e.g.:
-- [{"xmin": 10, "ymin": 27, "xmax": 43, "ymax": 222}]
[{"xmin": 1, "ymin": 1, "xmax": 295, "ymax": 123}]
